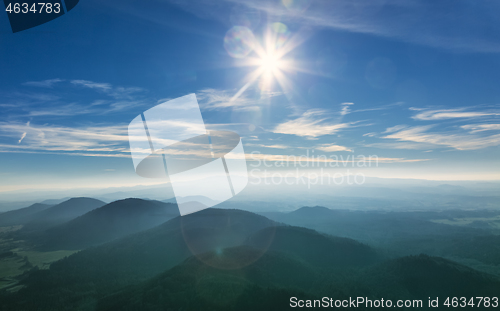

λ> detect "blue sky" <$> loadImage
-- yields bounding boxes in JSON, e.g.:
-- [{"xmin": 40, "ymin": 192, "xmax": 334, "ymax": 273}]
[{"xmin": 0, "ymin": 0, "xmax": 499, "ymax": 194}]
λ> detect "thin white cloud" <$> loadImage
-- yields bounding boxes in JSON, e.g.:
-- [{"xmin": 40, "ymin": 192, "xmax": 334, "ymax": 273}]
[
  {"xmin": 383, "ymin": 125, "xmax": 407, "ymax": 133},
  {"xmin": 70, "ymin": 80, "xmax": 144, "ymax": 100},
  {"xmin": 316, "ymin": 144, "xmax": 352, "ymax": 152},
  {"xmin": 383, "ymin": 125, "xmax": 500, "ymax": 150},
  {"xmin": 247, "ymin": 152, "xmax": 428, "ymax": 164},
  {"xmin": 18, "ymin": 132, "xmax": 26, "ymax": 144},
  {"xmin": 0, "ymin": 148, "xmax": 131, "ymax": 158},
  {"xmin": 71, "ymin": 80, "xmax": 112, "ymax": 91},
  {"xmin": 168, "ymin": 0, "xmax": 500, "ymax": 53},
  {"xmin": 461, "ymin": 124, "xmax": 500, "ymax": 133},
  {"xmin": 0, "ymin": 121, "xmax": 131, "ymax": 157},
  {"xmin": 23, "ymin": 79, "xmax": 64, "ymax": 88},
  {"xmin": 245, "ymin": 143, "xmax": 290, "ymax": 149},
  {"xmin": 273, "ymin": 109, "xmax": 350, "ymax": 138},
  {"xmin": 3, "ymin": 80, "xmax": 149, "ymax": 117},
  {"xmin": 108, "ymin": 87, "xmax": 145, "ymax": 100},
  {"xmin": 340, "ymin": 102, "xmax": 354, "ymax": 116},
  {"xmin": 197, "ymin": 88, "xmax": 282, "ymax": 110},
  {"xmin": 364, "ymin": 142, "xmax": 435, "ymax": 150},
  {"xmin": 26, "ymin": 103, "xmax": 96, "ymax": 117},
  {"xmin": 411, "ymin": 108, "xmax": 500, "ymax": 121},
  {"xmin": 17, "ymin": 121, "xmax": 30, "ymax": 144},
  {"xmin": 0, "ymin": 119, "xmax": 228, "ymax": 158}
]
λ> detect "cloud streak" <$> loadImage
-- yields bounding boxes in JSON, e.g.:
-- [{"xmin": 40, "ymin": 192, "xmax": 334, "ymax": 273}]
[
  {"xmin": 247, "ymin": 152, "xmax": 428, "ymax": 164},
  {"xmin": 461, "ymin": 124, "xmax": 500, "ymax": 133},
  {"xmin": 340, "ymin": 103, "xmax": 353, "ymax": 116},
  {"xmin": 197, "ymin": 88, "xmax": 282, "ymax": 111},
  {"xmin": 0, "ymin": 121, "xmax": 132, "ymax": 157},
  {"xmin": 1, "ymin": 80, "xmax": 149, "ymax": 118},
  {"xmin": 316, "ymin": 144, "xmax": 352, "ymax": 152},
  {"xmin": 71, "ymin": 80, "xmax": 145, "ymax": 100},
  {"xmin": 411, "ymin": 108, "xmax": 500, "ymax": 121},
  {"xmin": 18, "ymin": 132, "xmax": 26, "ymax": 144},
  {"xmin": 273, "ymin": 109, "xmax": 350, "ymax": 138},
  {"xmin": 24, "ymin": 79, "xmax": 65, "ymax": 88},
  {"xmin": 383, "ymin": 125, "xmax": 500, "ymax": 150},
  {"xmin": 168, "ymin": 0, "xmax": 500, "ymax": 53},
  {"xmin": 71, "ymin": 80, "xmax": 112, "ymax": 91},
  {"xmin": 245, "ymin": 143, "xmax": 290, "ymax": 149}
]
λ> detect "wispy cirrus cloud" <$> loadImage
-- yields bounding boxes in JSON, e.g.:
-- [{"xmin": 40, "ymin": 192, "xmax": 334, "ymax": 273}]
[
  {"xmin": 71, "ymin": 80, "xmax": 112, "ymax": 91},
  {"xmin": 273, "ymin": 109, "xmax": 350, "ymax": 138},
  {"xmin": 461, "ymin": 124, "xmax": 500, "ymax": 133},
  {"xmin": 247, "ymin": 152, "xmax": 428, "ymax": 164},
  {"xmin": 17, "ymin": 132, "xmax": 26, "ymax": 144},
  {"xmin": 2, "ymin": 80, "xmax": 149, "ymax": 118},
  {"xmin": 411, "ymin": 108, "xmax": 500, "ymax": 121},
  {"xmin": 167, "ymin": 0, "xmax": 500, "ymax": 53},
  {"xmin": 0, "ymin": 121, "xmax": 131, "ymax": 157},
  {"xmin": 382, "ymin": 125, "xmax": 500, "ymax": 150},
  {"xmin": 340, "ymin": 102, "xmax": 353, "ymax": 116},
  {"xmin": 9, "ymin": 100, "xmax": 147, "ymax": 118},
  {"xmin": 71, "ymin": 80, "xmax": 144, "ymax": 100},
  {"xmin": 364, "ymin": 141, "xmax": 435, "ymax": 150},
  {"xmin": 383, "ymin": 125, "xmax": 407, "ymax": 133},
  {"xmin": 245, "ymin": 143, "xmax": 290, "ymax": 149},
  {"xmin": 0, "ymin": 119, "xmax": 234, "ymax": 158},
  {"xmin": 315, "ymin": 144, "xmax": 352, "ymax": 152},
  {"xmin": 23, "ymin": 78, "xmax": 65, "ymax": 88},
  {"xmin": 197, "ymin": 88, "xmax": 282, "ymax": 111}
]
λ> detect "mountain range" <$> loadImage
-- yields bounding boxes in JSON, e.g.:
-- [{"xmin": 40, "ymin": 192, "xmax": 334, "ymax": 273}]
[
  {"xmin": 0, "ymin": 198, "xmax": 499, "ymax": 311},
  {"xmin": 20, "ymin": 197, "xmax": 106, "ymax": 232},
  {"xmin": 38, "ymin": 198, "xmax": 180, "ymax": 250}
]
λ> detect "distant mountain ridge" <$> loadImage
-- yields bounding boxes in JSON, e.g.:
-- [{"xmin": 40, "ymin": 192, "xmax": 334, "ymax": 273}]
[
  {"xmin": 0, "ymin": 203, "xmax": 53, "ymax": 226},
  {"xmin": 2, "ymin": 206, "xmax": 500, "ymax": 311},
  {"xmin": 246, "ymin": 226, "xmax": 381, "ymax": 267},
  {"xmin": 288, "ymin": 205, "xmax": 338, "ymax": 218},
  {"xmin": 21, "ymin": 197, "xmax": 106, "ymax": 232},
  {"xmin": 35, "ymin": 208, "xmax": 278, "ymax": 290},
  {"xmin": 364, "ymin": 254, "xmax": 500, "ymax": 298},
  {"xmin": 40, "ymin": 198, "xmax": 180, "ymax": 250},
  {"xmin": 264, "ymin": 205, "xmax": 488, "ymax": 248}
]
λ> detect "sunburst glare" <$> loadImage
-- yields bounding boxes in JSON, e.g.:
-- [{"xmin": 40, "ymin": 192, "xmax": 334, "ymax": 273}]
[{"xmin": 229, "ymin": 22, "xmax": 304, "ymax": 101}]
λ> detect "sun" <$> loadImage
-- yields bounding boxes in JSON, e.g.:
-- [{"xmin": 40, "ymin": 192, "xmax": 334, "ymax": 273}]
[
  {"xmin": 259, "ymin": 53, "xmax": 282, "ymax": 73},
  {"xmin": 229, "ymin": 23, "xmax": 306, "ymax": 101}
]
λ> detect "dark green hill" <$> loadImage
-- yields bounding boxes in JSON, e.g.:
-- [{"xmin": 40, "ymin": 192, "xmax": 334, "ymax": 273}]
[
  {"xmin": 246, "ymin": 226, "xmax": 381, "ymax": 267},
  {"xmin": 0, "ymin": 209, "xmax": 278, "ymax": 311},
  {"xmin": 21, "ymin": 198, "xmax": 106, "ymax": 232},
  {"xmin": 287, "ymin": 205, "xmax": 337, "ymax": 219},
  {"xmin": 360, "ymin": 254, "xmax": 500, "ymax": 302},
  {"xmin": 96, "ymin": 246, "xmax": 313, "ymax": 311},
  {"xmin": 45, "ymin": 208, "xmax": 277, "ymax": 281},
  {"xmin": 3, "ymin": 207, "xmax": 499, "ymax": 311},
  {"xmin": 39, "ymin": 198, "xmax": 180, "ymax": 250},
  {"xmin": 268, "ymin": 206, "xmax": 487, "ymax": 248},
  {"xmin": 95, "ymin": 250, "xmax": 500, "ymax": 311},
  {"xmin": 0, "ymin": 203, "xmax": 53, "ymax": 226}
]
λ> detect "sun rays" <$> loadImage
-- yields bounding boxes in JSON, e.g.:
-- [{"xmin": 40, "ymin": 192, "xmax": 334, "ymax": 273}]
[{"xmin": 227, "ymin": 23, "xmax": 305, "ymax": 102}]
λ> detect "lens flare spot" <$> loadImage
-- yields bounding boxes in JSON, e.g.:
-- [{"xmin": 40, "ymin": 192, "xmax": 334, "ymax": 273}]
[
  {"xmin": 271, "ymin": 22, "xmax": 288, "ymax": 34},
  {"xmin": 282, "ymin": 0, "xmax": 311, "ymax": 12},
  {"xmin": 224, "ymin": 26, "xmax": 256, "ymax": 59}
]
